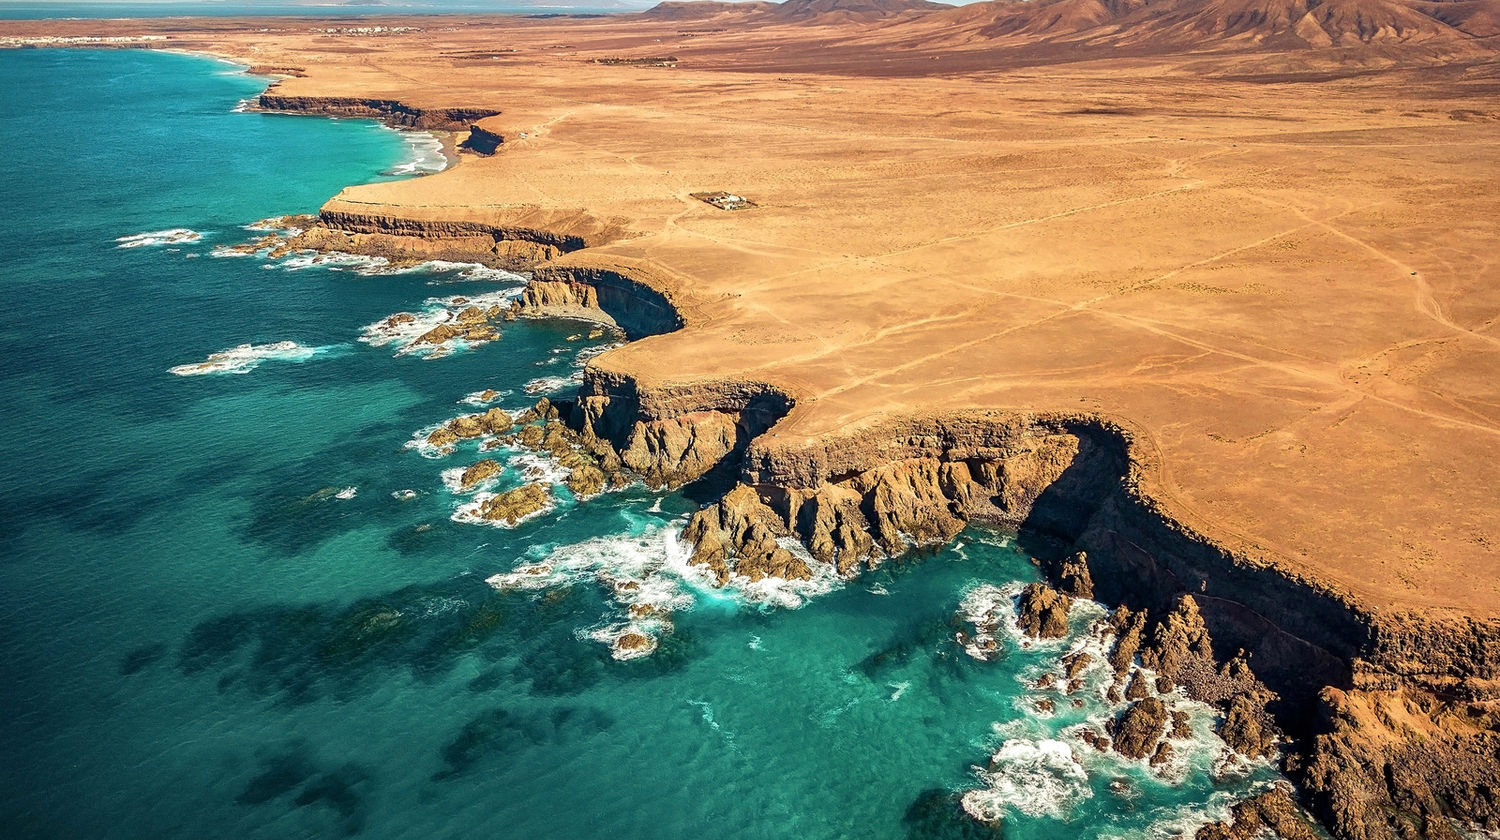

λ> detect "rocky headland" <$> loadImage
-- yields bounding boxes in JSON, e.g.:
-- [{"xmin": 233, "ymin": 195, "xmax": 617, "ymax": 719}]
[{"xmin": 487, "ymin": 260, "xmax": 1500, "ymax": 840}]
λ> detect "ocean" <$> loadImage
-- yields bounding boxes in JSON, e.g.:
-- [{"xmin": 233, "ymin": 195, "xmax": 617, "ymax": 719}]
[{"xmin": 0, "ymin": 47, "xmax": 1285, "ymax": 839}]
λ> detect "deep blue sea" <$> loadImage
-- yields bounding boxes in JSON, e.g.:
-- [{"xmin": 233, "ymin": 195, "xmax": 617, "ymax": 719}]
[{"xmin": 0, "ymin": 48, "xmax": 1284, "ymax": 840}]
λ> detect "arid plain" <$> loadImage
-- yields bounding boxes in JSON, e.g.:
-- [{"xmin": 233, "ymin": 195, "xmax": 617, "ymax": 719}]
[
  {"xmin": 27, "ymin": 7, "xmax": 1494, "ymax": 614},
  {"xmin": 6, "ymin": 3, "xmax": 1500, "ymax": 835}
]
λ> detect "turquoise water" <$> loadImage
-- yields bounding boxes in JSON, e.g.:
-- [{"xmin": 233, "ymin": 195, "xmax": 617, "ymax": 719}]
[{"xmin": 0, "ymin": 48, "xmax": 1282, "ymax": 840}]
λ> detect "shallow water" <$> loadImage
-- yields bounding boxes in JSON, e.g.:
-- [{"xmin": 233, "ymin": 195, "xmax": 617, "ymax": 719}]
[{"xmin": 0, "ymin": 48, "xmax": 1285, "ymax": 839}]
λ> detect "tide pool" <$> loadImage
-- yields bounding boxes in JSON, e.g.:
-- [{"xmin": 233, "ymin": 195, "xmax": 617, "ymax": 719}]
[{"xmin": 0, "ymin": 48, "xmax": 1284, "ymax": 839}]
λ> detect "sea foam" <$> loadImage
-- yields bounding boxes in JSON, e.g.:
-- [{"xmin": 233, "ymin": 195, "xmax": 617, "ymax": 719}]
[
  {"xmin": 381, "ymin": 127, "xmax": 448, "ymax": 177},
  {"xmin": 360, "ymin": 290, "xmax": 517, "ymax": 358},
  {"xmin": 116, "ymin": 228, "xmax": 202, "ymax": 248},
  {"xmin": 961, "ymin": 738, "xmax": 1093, "ymax": 822},
  {"xmin": 168, "ymin": 341, "xmax": 342, "ymax": 376}
]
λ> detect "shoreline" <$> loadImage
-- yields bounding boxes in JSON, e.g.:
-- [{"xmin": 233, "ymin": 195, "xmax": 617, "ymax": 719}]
[
  {"xmin": 189, "ymin": 61, "xmax": 1500, "ymax": 840},
  {"xmin": 500, "ymin": 254, "xmax": 1500, "ymax": 840},
  {"xmin": 4, "ymin": 27, "xmax": 1498, "ymax": 840}
]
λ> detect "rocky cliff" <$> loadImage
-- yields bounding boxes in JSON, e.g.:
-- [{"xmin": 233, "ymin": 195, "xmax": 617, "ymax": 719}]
[
  {"xmin": 288, "ymin": 209, "xmax": 635, "ymax": 272},
  {"xmin": 255, "ymin": 94, "xmax": 499, "ymax": 131},
  {"xmin": 507, "ymin": 262, "xmax": 1500, "ymax": 840},
  {"xmin": 509, "ymin": 263, "xmax": 686, "ymax": 339}
]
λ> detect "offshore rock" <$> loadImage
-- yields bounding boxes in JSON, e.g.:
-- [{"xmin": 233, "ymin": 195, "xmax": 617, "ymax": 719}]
[
  {"xmin": 480, "ymin": 408, "xmax": 515, "ymax": 435},
  {"xmin": 565, "ymin": 464, "xmax": 605, "ymax": 499},
  {"xmin": 1079, "ymin": 729, "xmax": 1110, "ymax": 753},
  {"xmin": 460, "ymin": 459, "xmax": 501, "ymax": 489},
  {"xmin": 427, "ymin": 427, "xmax": 460, "ymax": 448},
  {"xmin": 1149, "ymin": 740, "xmax": 1174, "ymax": 768},
  {"xmin": 1109, "ymin": 607, "xmax": 1149, "ymax": 683},
  {"xmin": 1112, "ymin": 697, "xmax": 1169, "ymax": 760},
  {"xmin": 475, "ymin": 483, "xmax": 551, "ymax": 525},
  {"xmin": 1016, "ymin": 583, "xmax": 1072, "ymax": 639},
  {"xmin": 446, "ymin": 408, "xmax": 512, "ymax": 439},
  {"xmin": 1063, "ymin": 651, "xmax": 1093, "ymax": 686}
]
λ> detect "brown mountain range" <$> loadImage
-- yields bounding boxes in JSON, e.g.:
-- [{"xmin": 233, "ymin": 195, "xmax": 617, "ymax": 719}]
[{"xmin": 642, "ymin": 0, "xmax": 1500, "ymax": 55}]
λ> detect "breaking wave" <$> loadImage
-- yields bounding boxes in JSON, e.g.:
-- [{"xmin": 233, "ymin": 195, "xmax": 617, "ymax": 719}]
[
  {"xmin": 961, "ymin": 737, "xmax": 1093, "ymax": 821},
  {"xmin": 117, "ymin": 229, "xmax": 202, "ymax": 248},
  {"xmin": 381, "ymin": 128, "xmax": 448, "ymax": 177},
  {"xmin": 168, "ymin": 341, "xmax": 345, "ymax": 376},
  {"xmin": 360, "ymin": 290, "xmax": 518, "ymax": 358}
]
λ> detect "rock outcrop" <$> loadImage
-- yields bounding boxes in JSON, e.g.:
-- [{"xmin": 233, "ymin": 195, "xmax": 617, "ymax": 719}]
[
  {"xmin": 1195, "ymin": 785, "xmax": 1322, "ymax": 840},
  {"xmin": 1016, "ymin": 583, "xmax": 1071, "ymax": 639},
  {"xmin": 1139, "ymin": 595, "xmax": 1215, "ymax": 691},
  {"xmin": 1111, "ymin": 696, "xmax": 1169, "ymax": 760},
  {"xmin": 1054, "ymin": 550, "xmax": 1094, "ymax": 598},
  {"xmin": 1301, "ymin": 686, "xmax": 1500, "ymax": 840},
  {"xmin": 255, "ymin": 94, "xmax": 498, "ymax": 131},
  {"xmin": 473, "ymin": 483, "xmax": 551, "ymax": 524},
  {"xmin": 680, "ymin": 485, "xmax": 811, "ymax": 585},
  {"xmin": 459, "ymin": 123, "xmax": 504, "ymax": 155}
]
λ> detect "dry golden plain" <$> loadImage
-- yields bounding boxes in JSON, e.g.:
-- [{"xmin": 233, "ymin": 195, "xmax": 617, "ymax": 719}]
[{"xmin": 7, "ymin": 11, "xmax": 1498, "ymax": 622}]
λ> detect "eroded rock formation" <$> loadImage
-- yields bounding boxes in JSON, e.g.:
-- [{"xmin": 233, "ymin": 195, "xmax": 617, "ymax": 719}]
[
  {"xmin": 509, "ymin": 264, "xmax": 686, "ymax": 339},
  {"xmin": 1016, "ymin": 583, "xmax": 1072, "ymax": 639},
  {"xmin": 473, "ymin": 483, "xmax": 551, "ymax": 524},
  {"xmin": 394, "ymin": 234, "xmax": 1500, "ymax": 840},
  {"xmin": 255, "ymin": 94, "xmax": 498, "ymax": 130},
  {"xmin": 1111, "ymin": 696, "xmax": 1169, "ymax": 759}
]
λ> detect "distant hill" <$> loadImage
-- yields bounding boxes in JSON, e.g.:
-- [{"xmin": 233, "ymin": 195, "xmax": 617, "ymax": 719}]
[
  {"xmin": 772, "ymin": 0, "xmax": 950, "ymax": 21},
  {"xmin": 908, "ymin": 0, "xmax": 1500, "ymax": 51},
  {"xmin": 640, "ymin": 1, "xmax": 777, "ymax": 19},
  {"xmin": 640, "ymin": 0, "xmax": 1498, "ymax": 59},
  {"xmin": 642, "ymin": 0, "xmax": 948, "ymax": 21}
]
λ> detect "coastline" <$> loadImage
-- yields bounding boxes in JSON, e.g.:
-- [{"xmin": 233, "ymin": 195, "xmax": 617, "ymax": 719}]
[
  {"xmin": 185, "ymin": 59, "xmax": 1500, "ymax": 840},
  {"xmin": 4, "ymin": 22, "xmax": 1499, "ymax": 839},
  {"xmin": 500, "ymin": 257, "xmax": 1500, "ymax": 840}
]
